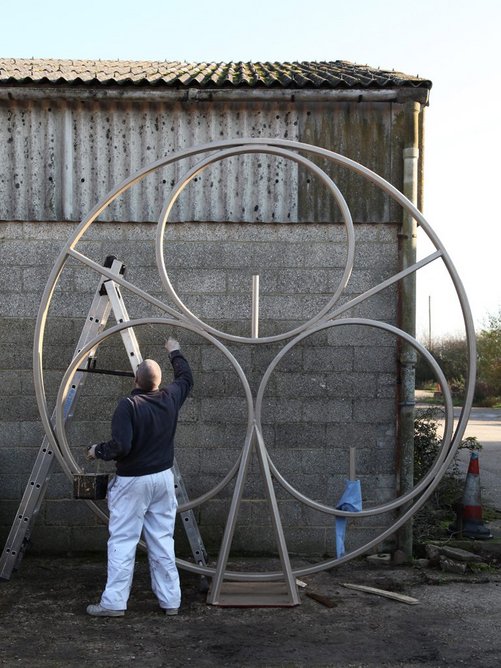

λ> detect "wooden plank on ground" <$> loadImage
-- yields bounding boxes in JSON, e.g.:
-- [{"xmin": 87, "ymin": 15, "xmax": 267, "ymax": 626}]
[{"xmin": 341, "ymin": 583, "xmax": 419, "ymax": 605}]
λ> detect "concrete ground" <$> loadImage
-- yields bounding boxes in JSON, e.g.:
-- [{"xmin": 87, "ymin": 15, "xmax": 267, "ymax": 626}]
[{"xmin": 1, "ymin": 546, "xmax": 501, "ymax": 668}]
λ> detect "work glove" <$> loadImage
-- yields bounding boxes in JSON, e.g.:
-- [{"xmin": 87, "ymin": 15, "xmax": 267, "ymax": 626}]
[
  {"xmin": 86, "ymin": 444, "xmax": 98, "ymax": 460},
  {"xmin": 165, "ymin": 337, "xmax": 180, "ymax": 353}
]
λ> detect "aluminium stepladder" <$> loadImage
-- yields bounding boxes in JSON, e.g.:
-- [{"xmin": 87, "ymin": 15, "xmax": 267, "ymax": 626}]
[{"xmin": 0, "ymin": 256, "xmax": 208, "ymax": 580}]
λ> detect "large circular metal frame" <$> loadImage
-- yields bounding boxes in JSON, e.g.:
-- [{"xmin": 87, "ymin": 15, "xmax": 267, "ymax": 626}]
[{"xmin": 33, "ymin": 137, "xmax": 477, "ymax": 580}]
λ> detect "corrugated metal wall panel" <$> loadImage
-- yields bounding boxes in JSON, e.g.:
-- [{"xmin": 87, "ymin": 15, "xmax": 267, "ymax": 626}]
[
  {"xmin": 0, "ymin": 98, "xmax": 301, "ymax": 223},
  {"xmin": 297, "ymin": 100, "xmax": 403, "ymax": 223}
]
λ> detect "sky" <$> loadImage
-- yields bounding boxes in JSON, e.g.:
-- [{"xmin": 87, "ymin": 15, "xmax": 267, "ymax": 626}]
[{"xmin": 2, "ymin": 0, "xmax": 500, "ymax": 340}]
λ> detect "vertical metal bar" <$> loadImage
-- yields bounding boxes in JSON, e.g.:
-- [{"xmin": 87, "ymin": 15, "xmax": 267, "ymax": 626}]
[
  {"xmin": 251, "ymin": 274, "xmax": 259, "ymax": 338},
  {"xmin": 397, "ymin": 100, "xmax": 421, "ymax": 560},
  {"xmin": 428, "ymin": 295, "xmax": 432, "ymax": 349},
  {"xmin": 207, "ymin": 422, "xmax": 299, "ymax": 606},
  {"xmin": 254, "ymin": 426, "xmax": 299, "ymax": 604},
  {"xmin": 206, "ymin": 426, "xmax": 255, "ymax": 604},
  {"xmin": 349, "ymin": 447, "xmax": 356, "ymax": 481}
]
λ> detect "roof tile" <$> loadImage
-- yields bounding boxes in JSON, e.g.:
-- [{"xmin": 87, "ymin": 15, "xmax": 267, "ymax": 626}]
[{"xmin": 0, "ymin": 58, "xmax": 431, "ymax": 89}]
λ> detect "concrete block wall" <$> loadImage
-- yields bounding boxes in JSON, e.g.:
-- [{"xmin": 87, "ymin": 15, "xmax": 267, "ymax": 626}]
[{"xmin": 0, "ymin": 217, "xmax": 400, "ymax": 559}]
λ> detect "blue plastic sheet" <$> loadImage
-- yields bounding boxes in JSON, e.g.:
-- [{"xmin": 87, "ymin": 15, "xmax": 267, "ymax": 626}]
[{"xmin": 335, "ymin": 479, "xmax": 362, "ymax": 558}]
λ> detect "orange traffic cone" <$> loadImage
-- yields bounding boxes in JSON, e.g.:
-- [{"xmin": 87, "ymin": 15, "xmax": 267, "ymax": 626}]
[{"xmin": 459, "ymin": 452, "xmax": 492, "ymax": 540}]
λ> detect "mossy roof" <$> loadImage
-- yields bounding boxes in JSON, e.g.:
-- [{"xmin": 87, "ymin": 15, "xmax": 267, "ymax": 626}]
[{"xmin": 0, "ymin": 58, "xmax": 431, "ymax": 89}]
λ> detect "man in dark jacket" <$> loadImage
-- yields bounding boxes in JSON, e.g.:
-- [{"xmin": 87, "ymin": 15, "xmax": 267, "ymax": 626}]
[{"xmin": 86, "ymin": 337, "xmax": 193, "ymax": 617}]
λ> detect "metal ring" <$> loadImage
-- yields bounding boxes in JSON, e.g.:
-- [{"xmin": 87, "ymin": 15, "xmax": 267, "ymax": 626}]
[
  {"xmin": 53, "ymin": 318, "xmax": 254, "ymax": 511},
  {"xmin": 255, "ymin": 318, "xmax": 455, "ymax": 516},
  {"xmin": 155, "ymin": 144, "xmax": 355, "ymax": 343}
]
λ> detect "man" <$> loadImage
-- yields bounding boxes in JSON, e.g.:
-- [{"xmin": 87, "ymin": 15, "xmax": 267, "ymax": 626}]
[{"xmin": 86, "ymin": 337, "xmax": 193, "ymax": 618}]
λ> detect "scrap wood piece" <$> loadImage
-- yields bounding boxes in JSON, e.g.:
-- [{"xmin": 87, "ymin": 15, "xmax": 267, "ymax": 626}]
[
  {"xmin": 305, "ymin": 591, "xmax": 338, "ymax": 608},
  {"xmin": 341, "ymin": 583, "xmax": 419, "ymax": 605}
]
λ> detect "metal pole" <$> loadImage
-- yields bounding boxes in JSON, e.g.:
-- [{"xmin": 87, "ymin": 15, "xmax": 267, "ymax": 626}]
[
  {"xmin": 428, "ymin": 295, "xmax": 432, "ymax": 349},
  {"xmin": 252, "ymin": 275, "xmax": 259, "ymax": 338},
  {"xmin": 397, "ymin": 101, "xmax": 421, "ymax": 560},
  {"xmin": 349, "ymin": 447, "xmax": 356, "ymax": 481}
]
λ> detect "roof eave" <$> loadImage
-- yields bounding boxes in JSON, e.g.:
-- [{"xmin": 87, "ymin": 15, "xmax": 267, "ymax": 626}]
[{"xmin": 0, "ymin": 82, "xmax": 431, "ymax": 105}]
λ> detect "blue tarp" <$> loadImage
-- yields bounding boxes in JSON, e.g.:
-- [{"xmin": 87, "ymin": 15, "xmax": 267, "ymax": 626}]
[{"xmin": 335, "ymin": 479, "xmax": 362, "ymax": 558}]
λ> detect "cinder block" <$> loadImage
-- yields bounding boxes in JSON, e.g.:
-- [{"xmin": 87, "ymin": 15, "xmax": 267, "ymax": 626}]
[
  {"xmin": 29, "ymin": 525, "xmax": 71, "ymax": 554},
  {"xmin": 0, "ymin": 474, "xmax": 24, "ymax": 499},
  {"xmin": 45, "ymin": 500, "xmax": 97, "ymax": 526},
  {"xmin": 303, "ymin": 346, "xmax": 354, "ymax": 372},
  {"xmin": 198, "ymin": 498, "xmax": 232, "ymax": 526},
  {"xmin": 260, "ymin": 398, "xmax": 303, "ymax": 424},
  {"xmin": 44, "ymin": 473, "xmax": 74, "ymax": 500},
  {"xmin": 302, "ymin": 398, "xmax": 352, "ymax": 423},
  {"xmin": 0, "ymin": 266, "xmax": 23, "ymax": 291},
  {"xmin": 201, "ymin": 397, "xmax": 249, "ymax": 423},
  {"xmin": 274, "ymin": 371, "xmax": 333, "ymax": 398},
  {"xmin": 201, "ymin": 345, "xmax": 251, "ymax": 371},
  {"xmin": 355, "ymin": 242, "xmax": 398, "ymax": 269},
  {"xmin": 174, "ymin": 446, "xmax": 201, "ymax": 475},
  {"xmin": 199, "ymin": 447, "xmax": 240, "ymax": 475},
  {"xmin": 353, "ymin": 398, "xmax": 395, "ymax": 423},
  {"xmin": 326, "ymin": 422, "xmax": 377, "ymax": 448},
  {"xmin": 252, "ymin": 345, "xmax": 303, "ymax": 373},
  {"xmin": 0, "ymin": 222, "xmax": 24, "ymax": 239},
  {"xmin": 0, "ymin": 421, "xmax": 21, "ymax": 445},
  {"xmin": 0, "ymin": 239, "xmax": 57, "ymax": 267},
  {"xmin": 23, "ymin": 222, "xmax": 75, "ymax": 241},
  {"xmin": 299, "ymin": 504, "xmax": 336, "ymax": 529},
  {"xmin": 0, "ymin": 447, "xmax": 39, "ymax": 474},
  {"xmin": 354, "ymin": 345, "xmax": 397, "ymax": 373},
  {"xmin": 0, "ymin": 499, "xmax": 19, "ymax": 527},
  {"xmin": 302, "ymin": 242, "xmax": 348, "ymax": 268},
  {"xmin": 274, "ymin": 423, "xmax": 327, "ymax": 449},
  {"xmin": 280, "ymin": 526, "xmax": 329, "ymax": 555},
  {"xmin": 175, "ymin": 269, "xmax": 226, "ymax": 294},
  {"xmin": 377, "ymin": 373, "xmax": 397, "ymax": 397},
  {"xmin": 331, "ymin": 372, "xmax": 377, "ymax": 399},
  {"xmin": 68, "ymin": 526, "xmax": 109, "ymax": 551},
  {"xmin": 344, "ymin": 290, "xmax": 398, "ymax": 321}
]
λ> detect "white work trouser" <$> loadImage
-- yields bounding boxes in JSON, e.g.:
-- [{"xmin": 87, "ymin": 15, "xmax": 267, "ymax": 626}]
[{"xmin": 100, "ymin": 468, "xmax": 180, "ymax": 611}]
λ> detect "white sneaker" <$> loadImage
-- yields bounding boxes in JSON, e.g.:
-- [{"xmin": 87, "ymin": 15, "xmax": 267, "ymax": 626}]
[
  {"xmin": 164, "ymin": 608, "xmax": 179, "ymax": 616},
  {"xmin": 86, "ymin": 603, "xmax": 125, "ymax": 617}
]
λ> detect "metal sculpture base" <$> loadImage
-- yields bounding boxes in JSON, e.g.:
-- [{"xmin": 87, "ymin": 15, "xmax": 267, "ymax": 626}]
[{"xmin": 208, "ymin": 581, "xmax": 300, "ymax": 607}]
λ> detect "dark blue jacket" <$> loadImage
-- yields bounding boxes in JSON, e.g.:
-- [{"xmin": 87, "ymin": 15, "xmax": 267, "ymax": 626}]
[{"xmin": 95, "ymin": 350, "xmax": 193, "ymax": 476}]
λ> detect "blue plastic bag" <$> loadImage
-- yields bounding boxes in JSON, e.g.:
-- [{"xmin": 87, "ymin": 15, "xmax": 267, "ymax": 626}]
[{"xmin": 335, "ymin": 479, "xmax": 362, "ymax": 558}]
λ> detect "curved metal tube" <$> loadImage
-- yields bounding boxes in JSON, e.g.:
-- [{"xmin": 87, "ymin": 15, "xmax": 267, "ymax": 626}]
[
  {"xmin": 32, "ymin": 137, "xmax": 476, "ymax": 582},
  {"xmin": 53, "ymin": 317, "xmax": 254, "ymax": 511},
  {"xmin": 255, "ymin": 317, "xmax": 454, "ymax": 516},
  {"xmin": 155, "ymin": 144, "xmax": 355, "ymax": 343}
]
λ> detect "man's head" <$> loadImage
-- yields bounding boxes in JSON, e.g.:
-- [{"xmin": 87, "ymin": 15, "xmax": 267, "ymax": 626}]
[{"xmin": 135, "ymin": 359, "xmax": 162, "ymax": 391}]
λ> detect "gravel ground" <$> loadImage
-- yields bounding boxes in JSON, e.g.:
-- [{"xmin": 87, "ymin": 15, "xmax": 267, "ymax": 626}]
[{"xmin": 1, "ymin": 552, "xmax": 501, "ymax": 667}]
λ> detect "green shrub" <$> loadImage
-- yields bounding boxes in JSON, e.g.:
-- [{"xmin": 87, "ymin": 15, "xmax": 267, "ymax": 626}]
[{"xmin": 413, "ymin": 407, "xmax": 481, "ymax": 542}]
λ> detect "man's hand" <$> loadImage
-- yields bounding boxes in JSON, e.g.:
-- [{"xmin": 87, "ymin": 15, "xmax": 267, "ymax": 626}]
[
  {"xmin": 165, "ymin": 337, "xmax": 180, "ymax": 354},
  {"xmin": 86, "ymin": 444, "xmax": 98, "ymax": 460}
]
